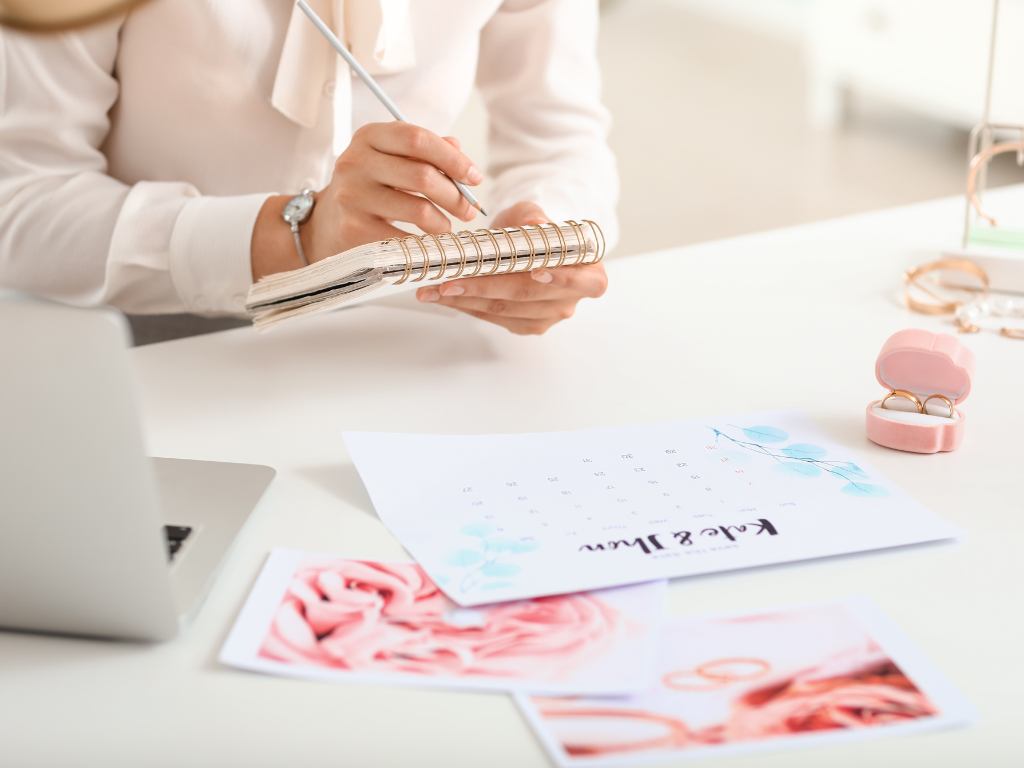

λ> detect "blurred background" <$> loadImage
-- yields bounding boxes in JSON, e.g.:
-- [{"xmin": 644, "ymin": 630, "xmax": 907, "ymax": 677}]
[{"xmin": 457, "ymin": 0, "xmax": 1024, "ymax": 258}]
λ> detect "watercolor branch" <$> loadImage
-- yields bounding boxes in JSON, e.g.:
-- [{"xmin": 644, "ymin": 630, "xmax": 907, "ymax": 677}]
[
  {"xmin": 445, "ymin": 522, "xmax": 539, "ymax": 595},
  {"xmin": 711, "ymin": 424, "xmax": 887, "ymax": 497}
]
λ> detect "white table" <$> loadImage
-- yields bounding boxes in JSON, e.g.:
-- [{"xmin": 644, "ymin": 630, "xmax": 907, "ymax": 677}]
[{"xmin": 3, "ymin": 188, "xmax": 1022, "ymax": 768}]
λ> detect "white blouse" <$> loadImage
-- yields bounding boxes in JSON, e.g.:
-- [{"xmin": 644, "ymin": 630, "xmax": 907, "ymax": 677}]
[{"xmin": 0, "ymin": 0, "xmax": 618, "ymax": 316}]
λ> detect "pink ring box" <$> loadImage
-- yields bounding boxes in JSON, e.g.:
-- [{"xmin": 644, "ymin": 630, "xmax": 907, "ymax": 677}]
[{"xmin": 866, "ymin": 329, "xmax": 975, "ymax": 454}]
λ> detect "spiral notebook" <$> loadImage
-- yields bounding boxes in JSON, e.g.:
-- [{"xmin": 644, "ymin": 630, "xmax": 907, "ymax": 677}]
[{"xmin": 246, "ymin": 219, "xmax": 606, "ymax": 328}]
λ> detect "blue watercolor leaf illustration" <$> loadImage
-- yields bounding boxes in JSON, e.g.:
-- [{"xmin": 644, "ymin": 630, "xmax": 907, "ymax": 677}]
[
  {"xmin": 480, "ymin": 562, "xmax": 521, "ymax": 578},
  {"xmin": 837, "ymin": 461, "xmax": 868, "ymax": 479},
  {"xmin": 461, "ymin": 522, "xmax": 496, "ymax": 539},
  {"xmin": 777, "ymin": 461, "xmax": 822, "ymax": 478},
  {"xmin": 480, "ymin": 581, "xmax": 516, "ymax": 591},
  {"xmin": 780, "ymin": 443, "xmax": 827, "ymax": 460},
  {"xmin": 743, "ymin": 425, "xmax": 789, "ymax": 443},
  {"xmin": 490, "ymin": 537, "xmax": 539, "ymax": 554},
  {"xmin": 446, "ymin": 549, "xmax": 484, "ymax": 567},
  {"xmin": 841, "ymin": 482, "xmax": 888, "ymax": 498},
  {"xmin": 713, "ymin": 424, "xmax": 879, "ymax": 499}
]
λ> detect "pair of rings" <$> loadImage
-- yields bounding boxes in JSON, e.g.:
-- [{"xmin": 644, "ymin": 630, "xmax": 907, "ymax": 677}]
[
  {"xmin": 880, "ymin": 390, "xmax": 955, "ymax": 418},
  {"xmin": 661, "ymin": 657, "xmax": 771, "ymax": 691}
]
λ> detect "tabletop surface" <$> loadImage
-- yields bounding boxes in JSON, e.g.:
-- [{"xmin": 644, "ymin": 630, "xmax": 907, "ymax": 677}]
[{"xmin": 2, "ymin": 188, "xmax": 1022, "ymax": 768}]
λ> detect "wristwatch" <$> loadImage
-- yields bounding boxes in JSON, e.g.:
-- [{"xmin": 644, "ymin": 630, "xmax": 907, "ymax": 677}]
[{"xmin": 282, "ymin": 189, "xmax": 316, "ymax": 266}]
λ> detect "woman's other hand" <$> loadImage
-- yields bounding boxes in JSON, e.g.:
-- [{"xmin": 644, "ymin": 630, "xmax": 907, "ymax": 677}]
[{"xmin": 416, "ymin": 202, "xmax": 608, "ymax": 335}]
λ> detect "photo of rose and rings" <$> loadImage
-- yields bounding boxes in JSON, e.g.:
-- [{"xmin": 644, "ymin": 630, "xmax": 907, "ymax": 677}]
[
  {"xmin": 219, "ymin": 549, "xmax": 665, "ymax": 696},
  {"xmin": 519, "ymin": 601, "xmax": 969, "ymax": 766}
]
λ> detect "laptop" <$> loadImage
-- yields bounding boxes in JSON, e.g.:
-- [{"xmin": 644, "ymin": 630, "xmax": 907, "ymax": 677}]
[{"xmin": 0, "ymin": 293, "xmax": 275, "ymax": 641}]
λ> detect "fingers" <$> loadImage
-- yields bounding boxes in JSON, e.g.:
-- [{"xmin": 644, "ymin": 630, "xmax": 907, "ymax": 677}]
[
  {"xmin": 363, "ymin": 152, "xmax": 474, "ymax": 222},
  {"xmin": 432, "ymin": 295, "xmax": 576, "ymax": 321},
  {"xmin": 456, "ymin": 308, "xmax": 559, "ymax": 336},
  {"xmin": 320, "ymin": 123, "xmax": 484, "ymax": 259},
  {"xmin": 491, "ymin": 201, "xmax": 548, "ymax": 229},
  {"xmin": 528, "ymin": 263, "xmax": 608, "ymax": 298},
  {"xmin": 359, "ymin": 123, "xmax": 482, "ymax": 187},
  {"xmin": 351, "ymin": 184, "xmax": 452, "ymax": 234},
  {"xmin": 414, "ymin": 263, "xmax": 609, "ymax": 336},
  {"xmin": 428, "ymin": 263, "xmax": 608, "ymax": 302}
]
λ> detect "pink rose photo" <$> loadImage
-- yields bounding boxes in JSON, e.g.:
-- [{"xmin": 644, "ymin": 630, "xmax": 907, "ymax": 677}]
[
  {"xmin": 220, "ymin": 549, "xmax": 665, "ymax": 695},
  {"xmin": 519, "ymin": 600, "xmax": 972, "ymax": 766}
]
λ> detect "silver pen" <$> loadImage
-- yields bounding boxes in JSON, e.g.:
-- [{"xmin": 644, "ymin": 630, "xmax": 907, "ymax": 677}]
[{"xmin": 296, "ymin": 0, "xmax": 487, "ymax": 215}]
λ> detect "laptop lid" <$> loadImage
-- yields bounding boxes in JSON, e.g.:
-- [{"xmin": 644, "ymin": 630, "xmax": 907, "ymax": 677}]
[{"xmin": 0, "ymin": 294, "xmax": 178, "ymax": 640}]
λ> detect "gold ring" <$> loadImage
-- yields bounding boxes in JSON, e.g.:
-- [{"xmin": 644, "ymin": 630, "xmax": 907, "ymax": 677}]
[
  {"xmin": 660, "ymin": 669, "xmax": 724, "ymax": 692},
  {"xmin": 880, "ymin": 389, "xmax": 924, "ymax": 414},
  {"xmin": 922, "ymin": 394, "xmax": 955, "ymax": 418},
  {"xmin": 695, "ymin": 657, "xmax": 771, "ymax": 682}
]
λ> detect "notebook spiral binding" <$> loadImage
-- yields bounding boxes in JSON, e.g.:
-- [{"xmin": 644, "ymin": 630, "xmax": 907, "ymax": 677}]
[{"xmin": 391, "ymin": 219, "xmax": 606, "ymax": 285}]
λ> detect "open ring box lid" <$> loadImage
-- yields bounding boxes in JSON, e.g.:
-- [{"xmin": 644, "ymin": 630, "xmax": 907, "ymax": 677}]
[{"xmin": 866, "ymin": 329, "xmax": 975, "ymax": 453}]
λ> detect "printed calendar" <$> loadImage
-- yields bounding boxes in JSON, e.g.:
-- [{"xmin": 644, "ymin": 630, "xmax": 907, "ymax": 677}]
[{"xmin": 344, "ymin": 413, "xmax": 958, "ymax": 606}]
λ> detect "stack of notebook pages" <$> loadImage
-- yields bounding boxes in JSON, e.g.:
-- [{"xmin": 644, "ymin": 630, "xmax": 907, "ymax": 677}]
[{"xmin": 246, "ymin": 219, "xmax": 606, "ymax": 328}]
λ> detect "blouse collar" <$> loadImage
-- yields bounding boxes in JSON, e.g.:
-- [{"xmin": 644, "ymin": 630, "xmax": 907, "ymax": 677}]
[{"xmin": 271, "ymin": 0, "xmax": 415, "ymax": 128}]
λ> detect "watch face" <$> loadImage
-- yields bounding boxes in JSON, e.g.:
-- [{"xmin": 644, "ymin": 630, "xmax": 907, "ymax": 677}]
[{"xmin": 283, "ymin": 193, "xmax": 314, "ymax": 224}]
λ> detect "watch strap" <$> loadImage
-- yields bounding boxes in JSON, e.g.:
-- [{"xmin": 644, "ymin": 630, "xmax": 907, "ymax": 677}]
[{"xmin": 290, "ymin": 223, "xmax": 308, "ymax": 266}]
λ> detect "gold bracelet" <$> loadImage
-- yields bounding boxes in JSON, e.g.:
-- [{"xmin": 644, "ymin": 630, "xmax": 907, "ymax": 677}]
[{"xmin": 904, "ymin": 258, "xmax": 989, "ymax": 316}]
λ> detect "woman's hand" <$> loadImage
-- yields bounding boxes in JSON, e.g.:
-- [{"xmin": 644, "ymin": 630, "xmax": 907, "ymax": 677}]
[
  {"xmin": 415, "ymin": 202, "xmax": 608, "ymax": 335},
  {"xmin": 252, "ymin": 122, "xmax": 481, "ymax": 280}
]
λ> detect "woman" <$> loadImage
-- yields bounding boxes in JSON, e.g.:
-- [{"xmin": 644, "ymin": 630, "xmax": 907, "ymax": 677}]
[{"xmin": 0, "ymin": 0, "xmax": 617, "ymax": 337}]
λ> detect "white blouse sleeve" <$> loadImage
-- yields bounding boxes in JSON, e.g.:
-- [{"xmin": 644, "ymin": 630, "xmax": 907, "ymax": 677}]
[
  {"xmin": 475, "ymin": 0, "xmax": 620, "ymax": 250},
  {"xmin": 0, "ymin": 21, "xmax": 265, "ymax": 316}
]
